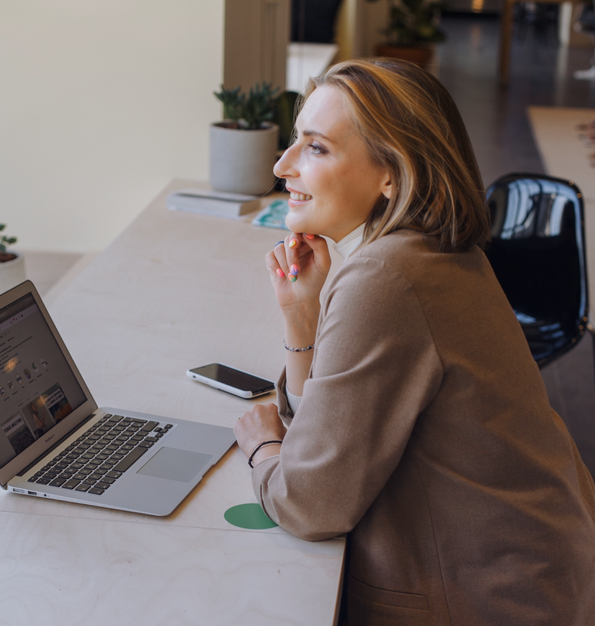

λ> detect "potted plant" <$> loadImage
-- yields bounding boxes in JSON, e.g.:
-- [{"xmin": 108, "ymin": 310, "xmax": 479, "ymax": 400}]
[
  {"xmin": 210, "ymin": 82, "xmax": 280, "ymax": 196},
  {"xmin": 367, "ymin": 0, "xmax": 446, "ymax": 68},
  {"xmin": 0, "ymin": 224, "xmax": 25, "ymax": 294}
]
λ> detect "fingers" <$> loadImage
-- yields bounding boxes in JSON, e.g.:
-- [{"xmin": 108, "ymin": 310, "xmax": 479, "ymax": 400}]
[
  {"xmin": 278, "ymin": 233, "xmax": 314, "ymax": 282},
  {"xmin": 275, "ymin": 239, "xmax": 290, "ymax": 278},
  {"xmin": 285, "ymin": 234, "xmax": 302, "ymax": 282},
  {"xmin": 265, "ymin": 248, "xmax": 287, "ymax": 280},
  {"xmin": 266, "ymin": 234, "xmax": 302, "ymax": 282},
  {"xmin": 295, "ymin": 233, "xmax": 332, "ymax": 278},
  {"xmin": 265, "ymin": 233, "xmax": 330, "ymax": 284},
  {"xmin": 233, "ymin": 403, "xmax": 285, "ymax": 458}
]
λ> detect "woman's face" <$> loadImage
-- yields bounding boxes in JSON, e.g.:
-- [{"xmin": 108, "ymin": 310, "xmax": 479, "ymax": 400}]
[{"xmin": 273, "ymin": 85, "xmax": 391, "ymax": 242}]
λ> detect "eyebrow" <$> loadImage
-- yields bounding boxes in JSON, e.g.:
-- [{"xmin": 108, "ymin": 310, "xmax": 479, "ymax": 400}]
[{"xmin": 302, "ymin": 129, "xmax": 333, "ymax": 142}]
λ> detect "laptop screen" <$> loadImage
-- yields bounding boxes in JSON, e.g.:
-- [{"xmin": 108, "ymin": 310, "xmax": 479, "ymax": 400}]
[{"xmin": 0, "ymin": 293, "xmax": 88, "ymax": 470}]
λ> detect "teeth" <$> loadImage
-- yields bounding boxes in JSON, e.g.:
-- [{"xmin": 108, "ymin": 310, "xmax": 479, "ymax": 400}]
[{"xmin": 290, "ymin": 192, "xmax": 312, "ymax": 201}]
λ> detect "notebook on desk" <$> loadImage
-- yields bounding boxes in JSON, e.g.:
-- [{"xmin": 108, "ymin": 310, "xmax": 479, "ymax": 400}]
[{"xmin": 0, "ymin": 280, "xmax": 235, "ymax": 516}]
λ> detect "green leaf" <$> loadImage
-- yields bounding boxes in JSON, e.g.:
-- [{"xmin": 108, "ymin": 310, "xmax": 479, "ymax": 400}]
[
  {"xmin": 215, "ymin": 82, "xmax": 281, "ymax": 129},
  {"xmin": 0, "ymin": 228, "xmax": 17, "ymax": 249},
  {"xmin": 385, "ymin": 0, "xmax": 447, "ymax": 46},
  {"xmin": 214, "ymin": 85, "xmax": 244, "ymax": 121},
  {"xmin": 240, "ymin": 82, "xmax": 280, "ymax": 129}
]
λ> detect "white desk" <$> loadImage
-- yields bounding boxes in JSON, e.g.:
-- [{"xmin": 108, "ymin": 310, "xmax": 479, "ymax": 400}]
[{"xmin": 0, "ymin": 181, "xmax": 345, "ymax": 625}]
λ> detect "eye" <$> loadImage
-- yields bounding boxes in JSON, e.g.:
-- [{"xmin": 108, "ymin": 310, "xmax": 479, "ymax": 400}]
[{"xmin": 308, "ymin": 143, "xmax": 327, "ymax": 155}]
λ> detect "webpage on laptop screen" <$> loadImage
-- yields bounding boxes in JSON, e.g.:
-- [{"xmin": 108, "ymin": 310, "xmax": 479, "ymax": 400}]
[{"xmin": 0, "ymin": 293, "xmax": 87, "ymax": 469}]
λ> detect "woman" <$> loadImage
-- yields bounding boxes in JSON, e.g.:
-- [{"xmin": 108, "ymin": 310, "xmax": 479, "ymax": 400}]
[{"xmin": 234, "ymin": 59, "xmax": 595, "ymax": 625}]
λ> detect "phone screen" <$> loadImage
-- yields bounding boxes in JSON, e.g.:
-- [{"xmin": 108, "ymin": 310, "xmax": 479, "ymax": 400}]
[{"xmin": 190, "ymin": 364, "xmax": 273, "ymax": 393}]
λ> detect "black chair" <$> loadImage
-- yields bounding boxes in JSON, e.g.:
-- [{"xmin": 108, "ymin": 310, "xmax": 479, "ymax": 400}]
[{"xmin": 485, "ymin": 173, "xmax": 593, "ymax": 368}]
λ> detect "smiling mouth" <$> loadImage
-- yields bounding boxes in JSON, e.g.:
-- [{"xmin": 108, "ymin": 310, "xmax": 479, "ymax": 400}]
[{"xmin": 289, "ymin": 191, "xmax": 312, "ymax": 202}]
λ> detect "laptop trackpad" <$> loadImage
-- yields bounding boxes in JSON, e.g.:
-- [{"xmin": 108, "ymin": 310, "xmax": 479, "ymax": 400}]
[{"xmin": 137, "ymin": 447, "xmax": 212, "ymax": 482}]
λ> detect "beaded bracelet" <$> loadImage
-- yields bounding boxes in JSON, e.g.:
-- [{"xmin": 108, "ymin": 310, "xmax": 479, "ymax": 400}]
[
  {"xmin": 283, "ymin": 338, "xmax": 315, "ymax": 353},
  {"xmin": 248, "ymin": 440, "xmax": 283, "ymax": 468}
]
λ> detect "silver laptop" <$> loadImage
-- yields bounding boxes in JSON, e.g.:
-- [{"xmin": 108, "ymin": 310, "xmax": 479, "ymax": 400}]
[{"xmin": 0, "ymin": 280, "xmax": 236, "ymax": 516}]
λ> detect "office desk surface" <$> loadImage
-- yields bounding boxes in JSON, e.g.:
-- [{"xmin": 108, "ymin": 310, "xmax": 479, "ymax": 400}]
[{"xmin": 0, "ymin": 181, "xmax": 345, "ymax": 626}]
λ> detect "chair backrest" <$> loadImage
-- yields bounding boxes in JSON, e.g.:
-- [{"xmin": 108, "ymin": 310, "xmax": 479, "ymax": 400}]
[{"xmin": 485, "ymin": 173, "xmax": 589, "ymax": 368}]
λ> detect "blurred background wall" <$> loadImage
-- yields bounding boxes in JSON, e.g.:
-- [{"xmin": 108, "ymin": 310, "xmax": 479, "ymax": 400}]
[{"xmin": 0, "ymin": 0, "xmax": 225, "ymax": 252}]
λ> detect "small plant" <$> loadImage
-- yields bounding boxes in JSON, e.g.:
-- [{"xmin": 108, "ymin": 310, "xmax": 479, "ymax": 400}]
[
  {"xmin": 214, "ymin": 82, "xmax": 280, "ymax": 130},
  {"xmin": 367, "ymin": 0, "xmax": 446, "ymax": 47},
  {"xmin": 0, "ymin": 224, "xmax": 17, "ymax": 261}
]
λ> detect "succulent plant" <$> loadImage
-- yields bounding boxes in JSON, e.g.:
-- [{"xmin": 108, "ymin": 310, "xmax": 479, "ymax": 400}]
[
  {"xmin": 0, "ymin": 224, "xmax": 17, "ymax": 255},
  {"xmin": 214, "ymin": 82, "xmax": 280, "ymax": 130},
  {"xmin": 367, "ymin": 0, "xmax": 446, "ymax": 47}
]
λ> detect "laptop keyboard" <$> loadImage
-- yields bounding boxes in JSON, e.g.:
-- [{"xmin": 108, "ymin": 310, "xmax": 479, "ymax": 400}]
[{"xmin": 28, "ymin": 413, "xmax": 173, "ymax": 495}]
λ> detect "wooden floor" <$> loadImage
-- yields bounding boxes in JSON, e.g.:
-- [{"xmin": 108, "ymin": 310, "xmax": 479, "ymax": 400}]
[{"xmin": 438, "ymin": 12, "xmax": 595, "ymax": 476}]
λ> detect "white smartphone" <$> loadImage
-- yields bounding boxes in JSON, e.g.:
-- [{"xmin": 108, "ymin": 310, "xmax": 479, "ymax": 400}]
[{"xmin": 186, "ymin": 363, "xmax": 275, "ymax": 399}]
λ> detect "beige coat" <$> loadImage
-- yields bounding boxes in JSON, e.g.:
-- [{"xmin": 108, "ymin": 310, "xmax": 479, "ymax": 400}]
[{"xmin": 252, "ymin": 229, "xmax": 595, "ymax": 626}]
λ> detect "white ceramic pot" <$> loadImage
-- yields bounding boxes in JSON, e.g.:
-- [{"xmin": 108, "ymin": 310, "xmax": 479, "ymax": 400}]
[
  {"xmin": 0, "ymin": 252, "xmax": 26, "ymax": 295},
  {"xmin": 209, "ymin": 122, "xmax": 279, "ymax": 196}
]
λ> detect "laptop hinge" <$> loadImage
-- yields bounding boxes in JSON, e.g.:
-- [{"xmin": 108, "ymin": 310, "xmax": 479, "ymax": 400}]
[{"xmin": 16, "ymin": 411, "xmax": 100, "ymax": 478}]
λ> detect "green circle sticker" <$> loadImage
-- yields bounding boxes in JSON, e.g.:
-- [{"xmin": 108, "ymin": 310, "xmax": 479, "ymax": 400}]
[{"xmin": 224, "ymin": 503, "xmax": 278, "ymax": 529}]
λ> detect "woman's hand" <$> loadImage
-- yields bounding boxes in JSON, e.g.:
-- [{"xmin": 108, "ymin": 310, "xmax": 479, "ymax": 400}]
[
  {"xmin": 265, "ymin": 233, "xmax": 331, "ymax": 314},
  {"xmin": 234, "ymin": 403, "xmax": 286, "ymax": 467},
  {"xmin": 265, "ymin": 233, "xmax": 331, "ymax": 397}
]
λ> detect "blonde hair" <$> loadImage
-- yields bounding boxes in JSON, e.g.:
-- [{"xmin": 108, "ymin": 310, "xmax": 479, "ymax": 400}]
[{"xmin": 302, "ymin": 59, "xmax": 490, "ymax": 252}]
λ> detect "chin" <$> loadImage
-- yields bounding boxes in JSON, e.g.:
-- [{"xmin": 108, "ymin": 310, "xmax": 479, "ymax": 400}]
[{"xmin": 285, "ymin": 212, "xmax": 308, "ymax": 235}]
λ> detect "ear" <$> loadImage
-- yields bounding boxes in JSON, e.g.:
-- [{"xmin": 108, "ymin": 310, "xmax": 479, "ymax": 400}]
[{"xmin": 380, "ymin": 169, "xmax": 392, "ymax": 200}]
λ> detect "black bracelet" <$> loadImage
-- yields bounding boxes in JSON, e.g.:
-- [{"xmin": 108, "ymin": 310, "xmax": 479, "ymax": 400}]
[{"xmin": 248, "ymin": 440, "xmax": 283, "ymax": 468}]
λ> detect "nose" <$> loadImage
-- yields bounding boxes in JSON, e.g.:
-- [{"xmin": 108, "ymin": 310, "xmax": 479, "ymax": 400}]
[{"xmin": 274, "ymin": 143, "xmax": 298, "ymax": 180}]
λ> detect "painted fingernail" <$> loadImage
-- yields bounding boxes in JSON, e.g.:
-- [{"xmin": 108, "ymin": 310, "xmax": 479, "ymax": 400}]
[
  {"xmin": 290, "ymin": 264, "xmax": 299, "ymax": 275},
  {"xmin": 305, "ymin": 233, "xmax": 315, "ymax": 240},
  {"xmin": 289, "ymin": 239, "xmax": 298, "ymax": 248},
  {"xmin": 276, "ymin": 268, "xmax": 285, "ymax": 277},
  {"xmin": 274, "ymin": 240, "xmax": 284, "ymax": 247},
  {"xmin": 289, "ymin": 275, "xmax": 297, "ymax": 282}
]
